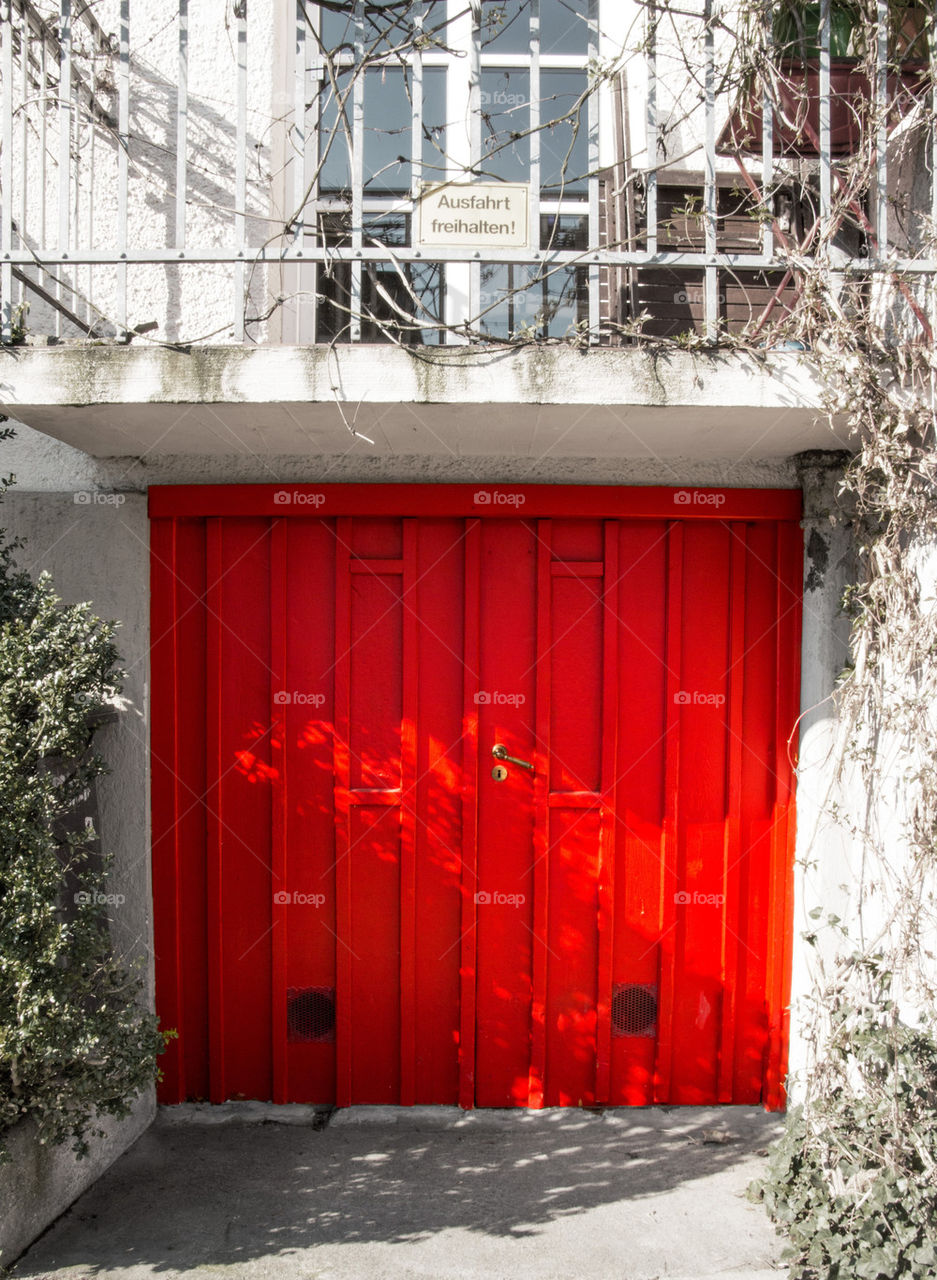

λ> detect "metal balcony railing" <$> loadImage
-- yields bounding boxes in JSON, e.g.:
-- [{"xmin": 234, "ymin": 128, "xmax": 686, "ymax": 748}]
[{"xmin": 1, "ymin": 0, "xmax": 936, "ymax": 348}]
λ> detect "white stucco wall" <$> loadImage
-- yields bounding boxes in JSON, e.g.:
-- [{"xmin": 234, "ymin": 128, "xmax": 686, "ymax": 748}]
[{"xmin": 16, "ymin": 0, "xmax": 278, "ymax": 344}]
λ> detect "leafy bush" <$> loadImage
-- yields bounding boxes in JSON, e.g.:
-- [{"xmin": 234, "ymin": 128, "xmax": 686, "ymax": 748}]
[
  {"xmin": 0, "ymin": 519, "xmax": 166, "ymax": 1159},
  {"xmin": 753, "ymin": 994, "xmax": 937, "ymax": 1280}
]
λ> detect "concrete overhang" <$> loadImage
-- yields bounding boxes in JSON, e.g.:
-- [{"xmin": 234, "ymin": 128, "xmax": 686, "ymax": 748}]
[{"xmin": 0, "ymin": 343, "xmax": 848, "ymax": 459}]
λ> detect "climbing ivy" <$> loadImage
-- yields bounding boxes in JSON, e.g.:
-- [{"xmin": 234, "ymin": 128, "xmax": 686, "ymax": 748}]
[{"xmin": 753, "ymin": 963, "xmax": 937, "ymax": 1279}]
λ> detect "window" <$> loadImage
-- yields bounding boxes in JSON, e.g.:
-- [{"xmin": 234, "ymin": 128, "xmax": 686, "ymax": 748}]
[
  {"xmin": 282, "ymin": 2, "xmax": 596, "ymax": 344},
  {"xmin": 480, "ymin": 215, "xmax": 588, "ymax": 339},
  {"xmin": 317, "ymin": 214, "xmax": 446, "ymax": 344},
  {"xmin": 318, "ymin": 66, "xmax": 448, "ymax": 195}
]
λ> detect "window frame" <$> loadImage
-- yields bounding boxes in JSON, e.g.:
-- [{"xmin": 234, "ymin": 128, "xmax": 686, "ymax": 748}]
[{"xmin": 302, "ymin": 0, "xmax": 599, "ymax": 342}]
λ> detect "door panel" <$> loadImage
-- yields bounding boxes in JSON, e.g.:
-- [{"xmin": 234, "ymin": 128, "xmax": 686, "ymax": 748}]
[
  {"xmin": 275, "ymin": 517, "xmax": 337, "ymax": 1104},
  {"xmin": 150, "ymin": 486, "xmax": 802, "ymax": 1111},
  {"xmin": 412, "ymin": 519, "xmax": 464, "ymax": 1105},
  {"xmin": 474, "ymin": 520, "xmax": 538, "ymax": 1107},
  {"xmin": 208, "ymin": 518, "xmax": 273, "ymax": 1103}
]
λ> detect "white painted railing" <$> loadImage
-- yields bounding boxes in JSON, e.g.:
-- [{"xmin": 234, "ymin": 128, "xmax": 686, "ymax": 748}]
[{"xmin": 1, "ymin": 0, "xmax": 935, "ymax": 346}]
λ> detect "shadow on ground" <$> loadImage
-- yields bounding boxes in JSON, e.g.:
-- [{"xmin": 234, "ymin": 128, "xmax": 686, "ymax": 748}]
[{"xmin": 13, "ymin": 1106, "xmax": 786, "ymax": 1280}]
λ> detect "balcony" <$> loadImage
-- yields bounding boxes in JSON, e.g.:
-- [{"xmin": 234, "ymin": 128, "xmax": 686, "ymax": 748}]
[
  {"xmin": 0, "ymin": 1, "xmax": 934, "ymax": 460},
  {"xmin": 1, "ymin": 0, "xmax": 934, "ymax": 347}
]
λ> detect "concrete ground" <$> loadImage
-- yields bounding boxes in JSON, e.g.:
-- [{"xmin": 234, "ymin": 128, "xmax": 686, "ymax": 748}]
[{"xmin": 12, "ymin": 1105, "xmax": 788, "ymax": 1280}]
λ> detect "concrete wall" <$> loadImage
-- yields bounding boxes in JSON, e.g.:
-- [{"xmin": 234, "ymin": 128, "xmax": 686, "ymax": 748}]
[
  {"xmin": 0, "ymin": 1096, "xmax": 155, "ymax": 1268},
  {"xmin": 786, "ymin": 453, "xmax": 855, "ymax": 1096},
  {"xmin": 0, "ymin": 486, "xmax": 154, "ymax": 1266}
]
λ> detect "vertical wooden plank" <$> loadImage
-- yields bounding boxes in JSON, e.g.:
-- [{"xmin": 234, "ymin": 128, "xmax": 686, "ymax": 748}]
[
  {"xmin": 399, "ymin": 519, "xmax": 419, "ymax": 1105},
  {"xmin": 670, "ymin": 523, "xmax": 731, "ymax": 1103},
  {"xmin": 764, "ymin": 520, "xmax": 803, "ymax": 1109},
  {"xmin": 412, "ymin": 519, "xmax": 464, "ymax": 1104},
  {"xmin": 654, "ymin": 521, "xmax": 683, "ymax": 1102},
  {"xmin": 205, "ymin": 518, "xmax": 225, "ymax": 1102},
  {"xmin": 528, "ymin": 520, "xmax": 552, "ymax": 1108},
  {"xmin": 270, "ymin": 518, "xmax": 288, "ymax": 1102},
  {"xmin": 595, "ymin": 521, "xmax": 619, "ymax": 1103},
  {"xmin": 211, "ymin": 518, "xmax": 273, "ymax": 1101},
  {"xmin": 458, "ymin": 518, "xmax": 481, "ymax": 1109},
  {"xmin": 717, "ymin": 525, "xmax": 746, "ymax": 1102},
  {"xmin": 734, "ymin": 521, "xmax": 779, "ymax": 1103},
  {"xmin": 280, "ymin": 516, "xmax": 338, "ymax": 1103},
  {"xmin": 611, "ymin": 521, "xmax": 668, "ymax": 1106},
  {"xmin": 474, "ymin": 519, "xmax": 538, "ymax": 1106},
  {"xmin": 344, "ymin": 525, "xmax": 404, "ymax": 1104},
  {"xmin": 333, "ymin": 517, "xmax": 353, "ymax": 1107}
]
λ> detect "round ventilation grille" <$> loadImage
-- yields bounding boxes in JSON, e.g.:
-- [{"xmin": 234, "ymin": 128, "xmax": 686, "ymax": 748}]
[
  {"xmin": 287, "ymin": 987, "xmax": 336, "ymax": 1043},
  {"xmin": 611, "ymin": 984, "xmax": 658, "ymax": 1037}
]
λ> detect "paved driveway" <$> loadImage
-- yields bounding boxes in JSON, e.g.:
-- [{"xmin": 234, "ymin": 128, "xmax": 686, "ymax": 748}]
[{"xmin": 13, "ymin": 1105, "xmax": 786, "ymax": 1280}]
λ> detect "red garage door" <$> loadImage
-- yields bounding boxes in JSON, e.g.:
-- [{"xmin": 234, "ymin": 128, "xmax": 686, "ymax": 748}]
[{"xmin": 150, "ymin": 485, "xmax": 802, "ymax": 1111}]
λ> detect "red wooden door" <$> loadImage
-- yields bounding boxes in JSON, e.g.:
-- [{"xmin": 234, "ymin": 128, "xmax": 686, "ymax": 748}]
[{"xmin": 151, "ymin": 485, "xmax": 801, "ymax": 1110}]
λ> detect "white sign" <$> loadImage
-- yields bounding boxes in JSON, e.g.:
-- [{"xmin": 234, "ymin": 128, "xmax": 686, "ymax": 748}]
[{"xmin": 416, "ymin": 183, "xmax": 530, "ymax": 250}]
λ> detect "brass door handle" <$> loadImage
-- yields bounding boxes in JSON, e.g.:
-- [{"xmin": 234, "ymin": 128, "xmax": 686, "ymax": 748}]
[{"xmin": 492, "ymin": 743, "xmax": 534, "ymax": 771}]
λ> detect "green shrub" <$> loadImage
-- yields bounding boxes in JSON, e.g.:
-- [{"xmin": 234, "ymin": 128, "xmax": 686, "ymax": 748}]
[
  {"xmin": 0, "ymin": 520, "xmax": 167, "ymax": 1159},
  {"xmin": 753, "ymin": 996, "xmax": 937, "ymax": 1280}
]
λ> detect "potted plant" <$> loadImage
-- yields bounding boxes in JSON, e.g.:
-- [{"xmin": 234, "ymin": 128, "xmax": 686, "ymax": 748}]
[{"xmin": 719, "ymin": 1, "xmax": 931, "ymax": 158}]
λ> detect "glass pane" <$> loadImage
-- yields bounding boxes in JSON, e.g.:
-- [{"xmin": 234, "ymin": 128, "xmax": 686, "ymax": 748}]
[
  {"xmin": 541, "ymin": 212, "xmax": 588, "ymax": 251},
  {"xmin": 422, "ymin": 67, "xmax": 448, "ymax": 186},
  {"xmin": 318, "ymin": 70, "xmax": 353, "ymax": 192},
  {"xmin": 318, "ymin": 67, "xmax": 446, "ymax": 194},
  {"xmin": 317, "ymin": 214, "xmax": 445, "ymax": 345},
  {"xmin": 479, "ymin": 260, "xmax": 586, "ymax": 338},
  {"xmin": 541, "ymin": 0, "xmax": 589, "ymax": 54},
  {"xmin": 320, "ymin": 4, "xmax": 354, "ymax": 51},
  {"xmin": 540, "ymin": 69, "xmax": 588, "ymax": 195},
  {"xmin": 364, "ymin": 67, "xmax": 414, "ymax": 193},
  {"xmin": 480, "ymin": 1, "xmax": 589, "ymax": 53},
  {"xmin": 481, "ymin": 0, "xmax": 530, "ymax": 52},
  {"xmin": 320, "ymin": 2, "xmax": 446, "ymax": 57},
  {"xmin": 480, "ymin": 69, "xmax": 530, "ymax": 183}
]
